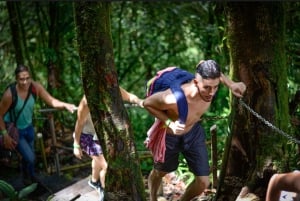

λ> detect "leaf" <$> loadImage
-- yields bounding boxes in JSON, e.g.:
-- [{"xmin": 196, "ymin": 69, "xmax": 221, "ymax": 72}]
[{"xmin": 18, "ymin": 183, "xmax": 37, "ymax": 199}]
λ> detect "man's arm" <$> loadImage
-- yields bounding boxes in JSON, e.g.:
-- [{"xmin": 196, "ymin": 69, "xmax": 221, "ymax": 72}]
[
  {"xmin": 220, "ymin": 73, "xmax": 247, "ymax": 98},
  {"xmin": 143, "ymin": 90, "xmax": 186, "ymax": 134},
  {"xmin": 143, "ymin": 91, "xmax": 174, "ymax": 122},
  {"xmin": 120, "ymin": 87, "xmax": 144, "ymax": 107}
]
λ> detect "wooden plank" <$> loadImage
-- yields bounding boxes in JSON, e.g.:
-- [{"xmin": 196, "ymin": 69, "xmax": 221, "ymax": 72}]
[{"xmin": 50, "ymin": 176, "xmax": 99, "ymax": 201}]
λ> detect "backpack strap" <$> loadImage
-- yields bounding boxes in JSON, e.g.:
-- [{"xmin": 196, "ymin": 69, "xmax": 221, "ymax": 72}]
[
  {"xmin": 147, "ymin": 68, "xmax": 194, "ymax": 123},
  {"xmin": 8, "ymin": 83, "xmax": 33, "ymax": 124},
  {"xmin": 9, "ymin": 82, "xmax": 36, "ymax": 111},
  {"xmin": 169, "ymin": 70, "xmax": 194, "ymax": 123},
  {"xmin": 30, "ymin": 82, "xmax": 37, "ymax": 100},
  {"xmin": 8, "ymin": 83, "xmax": 17, "ymax": 111}
]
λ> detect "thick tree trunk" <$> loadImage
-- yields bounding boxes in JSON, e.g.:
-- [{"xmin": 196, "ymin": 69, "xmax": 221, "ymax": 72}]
[
  {"xmin": 74, "ymin": 2, "xmax": 146, "ymax": 201},
  {"xmin": 216, "ymin": 2, "xmax": 288, "ymax": 200}
]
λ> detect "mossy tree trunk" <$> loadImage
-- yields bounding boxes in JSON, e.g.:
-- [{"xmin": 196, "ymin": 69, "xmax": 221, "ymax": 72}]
[
  {"xmin": 74, "ymin": 2, "xmax": 146, "ymax": 200},
  {"xmin": 216, "ymin": 2, "xmax": 289, "ymax": 200}
]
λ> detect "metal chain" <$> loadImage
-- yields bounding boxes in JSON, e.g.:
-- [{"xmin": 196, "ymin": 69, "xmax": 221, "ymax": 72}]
[
  {"xmin": 238, "ymin": 99, "xmax": 300, "ymax": 144},
  {"xmin": 126, "ymin": 99, "xmax": 300, "ymax": 143}
]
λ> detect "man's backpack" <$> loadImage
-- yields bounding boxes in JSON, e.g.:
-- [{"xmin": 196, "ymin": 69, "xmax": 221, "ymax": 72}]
[
  {"xmin": 146, "ymin": 67, "xmax": 194, "ymax": 123},
  {"xmin": 7, "ymin": 83, "xmax": 37, "ymax": 112}
]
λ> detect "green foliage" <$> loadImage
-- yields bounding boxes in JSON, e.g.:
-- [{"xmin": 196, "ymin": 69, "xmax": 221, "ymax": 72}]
[
  {"xmin": 111, "ymin": 2, "xmax": 228, "ymax": 96},
  {"xmin": 110, "ymin": 3, "xmax": 233, "ymax": 173},
  {"xmin": 0, "ymin": 1, "xmax": 299, "ymax": 176},
  {"xmin": 176, "ymin": 157, "xmax": 195, "ymax": 186},
  {"xmin": 0, "ymin": 180, "xmax": 37, "ymax": 201}
]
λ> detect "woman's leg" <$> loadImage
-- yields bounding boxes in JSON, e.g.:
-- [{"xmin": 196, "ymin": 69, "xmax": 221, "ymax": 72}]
[
  {"xmin": 91, "ymin": 154, "xmax": 107, "ymax": 189},
  {"xmin": 17, "ymin": 125, "xmax": 35, "ymax": 178}
]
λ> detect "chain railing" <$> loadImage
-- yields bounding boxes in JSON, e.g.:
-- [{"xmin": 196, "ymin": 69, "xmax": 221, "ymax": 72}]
[{"xmin": 238, "ymin": 99, "xmax": 300, "ymax": 144}]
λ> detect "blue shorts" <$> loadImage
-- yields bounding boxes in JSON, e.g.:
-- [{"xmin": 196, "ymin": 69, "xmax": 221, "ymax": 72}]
[
  {"xmin": 80, "ymin": 133, "xmax": 103, "ymax": 156},
  {"xmin": 154, "ymin": 122, "xmax": 209, "ymax": 176}
]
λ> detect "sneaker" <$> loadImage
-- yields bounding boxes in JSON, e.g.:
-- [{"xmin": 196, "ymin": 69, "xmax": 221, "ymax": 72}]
[
  {"xmin": 97, "ymin": 186, "xmax": 104, "ymax": 201},
  {"xmin": 88, "ymin": 179, "xmax": 99, "ymax": 190},
  {"xmin": 88, "ymin": 180, "xmax": 104, "ymax": 201}
]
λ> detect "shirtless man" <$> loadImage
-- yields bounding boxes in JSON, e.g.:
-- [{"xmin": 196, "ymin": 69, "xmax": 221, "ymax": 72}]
[{"xmin": 143, "ymin": 60, "xmax": 246, "ymax": 201}]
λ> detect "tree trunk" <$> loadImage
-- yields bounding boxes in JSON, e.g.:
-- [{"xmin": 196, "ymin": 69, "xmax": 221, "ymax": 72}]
[
  {"xmin": 216, "ymin": 2, "xmax": 288, "ymax": 200},
  {"xmin": 47, "ymin": 2, "xmax": 62, "ymax": 92},
  {"xmin": 74, "ymin": 2, "xmax": 146, "ymax": 201},
  {"xmin": 6, "ymin": 2, "xmax": 25, "ymax": 66},
  {"xmin": 6, "ymin": 2, "xmax": 35, "ymax": 78}
]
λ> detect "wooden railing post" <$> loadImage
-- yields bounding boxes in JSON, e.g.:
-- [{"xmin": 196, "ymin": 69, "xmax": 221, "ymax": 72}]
[{"xmin": 210, "ymin": 124, "xmax": 218, "ymax": 188}]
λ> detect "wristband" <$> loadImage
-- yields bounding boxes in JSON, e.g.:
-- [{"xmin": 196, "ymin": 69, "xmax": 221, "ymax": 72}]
[
  {"xmin": 165, "ymin": 119, "xmax": 172, "ymax": 127},
  {"xmin": 0, "ymin": 130, "xmax": 7, "ymax": 136},
  {"xmin": 73, "ymin": 144, "xmax": 81, "ymax": 149}
]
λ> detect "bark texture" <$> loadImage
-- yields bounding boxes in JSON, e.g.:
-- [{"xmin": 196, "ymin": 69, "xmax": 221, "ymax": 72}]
[
  {"xmin": 74, "ymin": 2, "xmax": 146, "ymax": 200},
  {"xmin": 47, "ymin": 2, "xmax": 62, "ymax": 92},
  {"xmin": 6, "ymin": 2, "xmax": 25, "ymax": 66},
  {"xmin": 216, "ymin": 2, "xmax": 288, "ymax": 200}
]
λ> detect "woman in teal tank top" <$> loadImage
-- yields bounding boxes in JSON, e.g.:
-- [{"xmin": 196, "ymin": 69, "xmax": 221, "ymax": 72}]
[{"xmin": 0, "ymin": 65, "xmax": 76, "ymax": 184}]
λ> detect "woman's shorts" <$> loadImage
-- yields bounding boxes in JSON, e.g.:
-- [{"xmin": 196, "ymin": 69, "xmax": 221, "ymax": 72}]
[{"xmin": 80, "ymin": 133, "xmax": 103, "ymax": 156}]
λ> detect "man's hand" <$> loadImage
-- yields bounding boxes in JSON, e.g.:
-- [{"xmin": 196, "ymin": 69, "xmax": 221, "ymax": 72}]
[
  {"xmin": 169, "ymin": 120, "xmax": 186, "ymax": 135},
  {"xmin": 230, "ymin": 82, "xmax": 247, "ymax": 98},
  {"xmin": 138, "ymin": 99, "xmax": 144, "ymax": 108}
]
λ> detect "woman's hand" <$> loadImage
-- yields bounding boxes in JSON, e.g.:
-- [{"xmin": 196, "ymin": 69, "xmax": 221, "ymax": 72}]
[
  {"xmin": 64, "ymin": 103, "xmax": 77, "ymax": 113},
  {"xmin": 73, "ymin": 142, "xmax": 83, "ymax": 160},
  {"xmin": 3, "ymin": 134, "xmax": 17, "ymax": 150}
]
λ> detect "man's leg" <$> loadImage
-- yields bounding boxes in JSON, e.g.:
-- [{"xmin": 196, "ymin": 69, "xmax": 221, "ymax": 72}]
[
  {"xmin": 180, "ymin": 124, "xmax": 210, "ymax": 201},
  {"xmin": 180, "ymin": 175, "xmax": 210, "ymax": 201},
  {"xmin": 148, "ymin": 169, "xmax": 167, "ymax": 201}
]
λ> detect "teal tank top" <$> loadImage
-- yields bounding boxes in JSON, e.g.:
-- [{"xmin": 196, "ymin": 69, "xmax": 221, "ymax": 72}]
[{"xmin": 4, "ymin": 94, "xmax": 35, "ymax": 129}]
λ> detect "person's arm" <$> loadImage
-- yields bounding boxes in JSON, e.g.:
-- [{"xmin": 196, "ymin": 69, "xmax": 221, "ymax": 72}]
[
  {"xmin": 266, "ymin": 171, "xmax": 300, "ymax": 201},
  {"xmin": 120, "ymin": 87, "xmax": 144, "ymax": 108},
  {"xmin": 220, "ymin": 73, "xmax": 247, "ymax": 98},
  {"xmin": 0, "ymin": 88, "xmax": 17, "ymax": 150},
  {"xmin": 143, "ymin": 90, "xmax": 185, "ymax": 134},
  {"xmin": 143, "ymin": 91, "xmax": 173, "ymax": 121},
  {"xmin": 73, "ymin": 96, "xmax": 89, "ymax": 159},
  {"xmin": 34, "ymin": 81, "xmax": 76, "ymax": 113}
]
